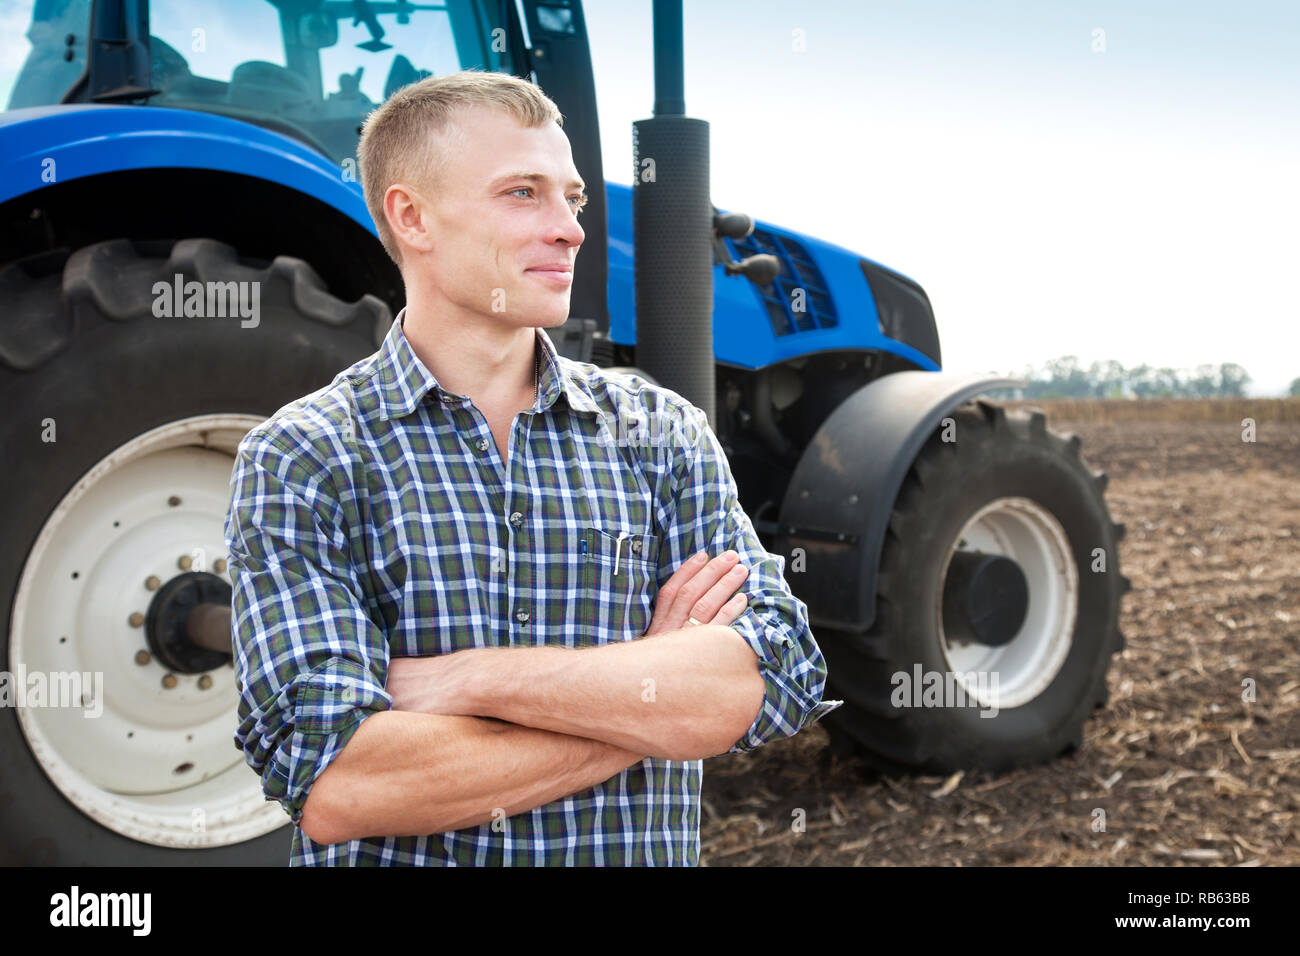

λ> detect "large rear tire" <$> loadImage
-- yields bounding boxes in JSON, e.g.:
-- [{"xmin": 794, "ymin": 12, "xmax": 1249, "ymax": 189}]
[
  {"xmin": 820, "ymin": 398, "xmax": 1130, "ymax": 772},
  {"xmin": 0, "ymin": 238, "xmax": 390, "ymax": 863}
]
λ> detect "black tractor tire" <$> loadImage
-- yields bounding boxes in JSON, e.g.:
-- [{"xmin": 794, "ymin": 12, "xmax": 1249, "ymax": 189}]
[
  {"xmin": 0, "ymin": 237, "xmax": 391, "ymax": 864},
  {"xmin": 819, "ymin": 398, "xmax": 1130, "ymax": 773}
]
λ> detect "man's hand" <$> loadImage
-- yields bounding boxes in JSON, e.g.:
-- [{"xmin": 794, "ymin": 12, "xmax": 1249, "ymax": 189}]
[{"xmin": 644, "ymin": 549, "xmax": 749, "ymax": 636}]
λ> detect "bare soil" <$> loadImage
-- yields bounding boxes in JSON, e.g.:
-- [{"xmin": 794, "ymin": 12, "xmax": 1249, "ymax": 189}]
[{"xmin": 701, "ymin": 417, "xmax": 1300, "ymax": 866}]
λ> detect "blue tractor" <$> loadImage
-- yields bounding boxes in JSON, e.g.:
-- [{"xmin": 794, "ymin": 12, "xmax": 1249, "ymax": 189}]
[{"xmin": 0, "ymin": 0, "xmax": 1128, "ymax": 863}]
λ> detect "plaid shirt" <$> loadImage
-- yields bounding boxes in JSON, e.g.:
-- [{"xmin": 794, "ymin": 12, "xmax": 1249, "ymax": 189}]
[{"xmin": 225, "ymin": 308, "xmax": 841, "ymax": 865}]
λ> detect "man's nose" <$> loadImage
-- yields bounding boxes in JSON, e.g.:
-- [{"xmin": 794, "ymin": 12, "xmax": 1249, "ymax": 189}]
[{"xmin": 548, "ymin": 199, "xmax": 584, "ymax": 248}]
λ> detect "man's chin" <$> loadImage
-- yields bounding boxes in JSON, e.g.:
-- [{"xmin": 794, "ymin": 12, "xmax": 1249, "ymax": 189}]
[{"xmin": 528, "ymin": 299, "xmax": 574, "ymax": 327}]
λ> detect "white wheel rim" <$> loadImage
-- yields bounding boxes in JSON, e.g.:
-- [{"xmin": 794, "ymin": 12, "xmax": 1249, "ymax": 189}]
[
  {"xmin": 935, "ymin": 496, "xmax": 1078, "ymax": 710},
  {"xmin": 10, "ymin": 414, "xmax": 286, "ymax": 848}
]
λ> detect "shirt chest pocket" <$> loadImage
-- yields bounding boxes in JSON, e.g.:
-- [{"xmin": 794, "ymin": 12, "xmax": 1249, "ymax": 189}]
[{"xmin": 575, "ymin": 527, "xmax": 660, "ymax": 647}]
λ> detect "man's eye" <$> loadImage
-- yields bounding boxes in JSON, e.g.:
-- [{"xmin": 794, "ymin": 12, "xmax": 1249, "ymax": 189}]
[{"xmin": 508, "ymin": 187, "xmax": 584, "ymax": 213}]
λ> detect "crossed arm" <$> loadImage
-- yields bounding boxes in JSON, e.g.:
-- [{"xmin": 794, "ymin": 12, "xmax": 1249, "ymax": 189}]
[{"xmin": 300, "ymin": 551, "xmax": 765, "ymax": 845}]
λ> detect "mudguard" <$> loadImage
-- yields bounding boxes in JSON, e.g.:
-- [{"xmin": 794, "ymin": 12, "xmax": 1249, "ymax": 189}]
[
  {"xmin": 0, "ymin": 104, "xmax": 370, "ymax": 220},
  {"xmin": 777, "ymin": 371, "xmax": 1025, "ymax": 633}
]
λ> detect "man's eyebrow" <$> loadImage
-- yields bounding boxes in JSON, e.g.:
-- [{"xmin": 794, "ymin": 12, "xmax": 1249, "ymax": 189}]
[{"xmin": 490, "ymin": 171, "xmax": 586, "ymax": 192}]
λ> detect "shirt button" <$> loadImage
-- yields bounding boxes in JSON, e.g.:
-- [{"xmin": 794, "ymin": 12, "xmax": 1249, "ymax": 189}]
[
  {"xmin": 515, "ymin": 608, "xmax": 530, "ymax": 624},
  {"xmin": 476, "ymin": 437, "xmax": 490, "ymax": 452},
  {"xmin": 509, "ymin": 511, "xmax": 524, "ymax": 528},
  {"xmin": 630, "ymin": 539, "xmax": 642, "ymax": 554}
]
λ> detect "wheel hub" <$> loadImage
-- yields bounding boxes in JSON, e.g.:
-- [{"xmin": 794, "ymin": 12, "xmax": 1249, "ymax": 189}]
[
  {"xmin": 942, "ymin": 551, "xmax": 1029, "ymax": 647},
  {"xmin": 145, "ymin": 572, "xmax": 233, "ymax": 674}
]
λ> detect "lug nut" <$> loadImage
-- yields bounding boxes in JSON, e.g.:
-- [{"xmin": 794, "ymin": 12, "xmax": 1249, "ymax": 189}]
[
  {"xmin": 168, "ymin": 496, "xmax": 181, "ymax": 507},
  {"xmin": 198, "ymin": 675, "xmax": 213, "ymax": 690},
  {"xmin": 161, "ymin": 674, "xmax": 178, "ymax": 689},
  {"xmin": 134, "ymin": 650, "xmax": 151, "ymax": 666},
  {"xmin": 213, "ymin": 558, "xmax": 227, "ymax": 574},
  {"xmin": 145, "ymin": 575, "xmax": 161, "ymax": 590},
  {"xmin": 178, "ymin": 555, "xmax": 192, "ymax": 570},
  {"xmin": 129, "ymin": 612, "xmax": 144, "ymax": 627}
]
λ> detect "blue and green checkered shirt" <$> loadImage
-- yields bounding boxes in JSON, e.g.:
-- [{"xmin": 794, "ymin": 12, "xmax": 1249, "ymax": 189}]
[{"xmin": 225, "ymin": 308, "xmax": 841, "ymax": 865}]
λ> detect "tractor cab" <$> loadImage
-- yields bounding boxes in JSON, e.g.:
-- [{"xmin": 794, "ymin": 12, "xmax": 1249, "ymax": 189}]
[{"xmin": 5, "ymin": 0, "xmax": 518, "ymax": 162}]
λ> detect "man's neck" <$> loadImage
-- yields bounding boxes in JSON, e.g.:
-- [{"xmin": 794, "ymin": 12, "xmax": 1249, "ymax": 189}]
[{"xmin": 400, "ymin": 292, "xmax": 539, "ymax": 414}]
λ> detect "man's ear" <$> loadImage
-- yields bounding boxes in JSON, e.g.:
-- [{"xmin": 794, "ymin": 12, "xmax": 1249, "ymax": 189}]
[{"xmin": 384, "ymin": 182, "xmax": 437, "ymax": 258}]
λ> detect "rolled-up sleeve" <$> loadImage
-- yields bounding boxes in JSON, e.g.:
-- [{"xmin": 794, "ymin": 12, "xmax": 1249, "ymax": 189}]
[
  {"xmin": 224, "ymin": 427, "xmax": 391, "ymax": 827},
  {"xmin": 656, "ymin": 405, "xmax": 843, "ymax": 755}
]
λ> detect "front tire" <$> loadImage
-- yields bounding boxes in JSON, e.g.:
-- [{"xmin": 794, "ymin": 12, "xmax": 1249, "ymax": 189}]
[
  {"xmin": 0, "ymin": 237, "xmax": 390, "ymax": 863},
  {"xmin": 820, "ymin": 398, "xmax": 1130, "ymax": 772}
]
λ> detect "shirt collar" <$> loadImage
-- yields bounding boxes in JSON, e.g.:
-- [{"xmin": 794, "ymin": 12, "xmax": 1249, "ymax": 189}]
[{"xmin": 376, "ymin": 307, "xmax": 602, "ymax": 421}]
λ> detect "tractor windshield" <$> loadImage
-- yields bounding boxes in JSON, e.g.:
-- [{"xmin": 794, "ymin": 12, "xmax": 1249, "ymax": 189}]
[{"xmin": 1, "ymin": 0, "xmax": 516, "ymax": 163}]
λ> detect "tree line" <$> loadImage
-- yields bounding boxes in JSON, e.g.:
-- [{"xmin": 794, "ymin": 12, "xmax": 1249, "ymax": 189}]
[{"xmin": 985, "ymin": 357, "xmax": 1299, "ymax": 399}]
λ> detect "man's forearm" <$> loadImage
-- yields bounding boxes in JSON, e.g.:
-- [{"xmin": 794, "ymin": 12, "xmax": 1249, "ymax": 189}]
[
  {"xmin": 301, "ymin": 710, "xmax": 645, "ymax": 845},
  {"xmin": 448, "ymin": 625, "xmax": 765, "ymax": 761}
]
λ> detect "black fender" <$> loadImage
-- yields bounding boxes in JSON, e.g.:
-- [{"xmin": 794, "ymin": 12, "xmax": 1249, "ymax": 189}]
[{"xmin": 776, "ymin": 371, "xmax": 1025, "ymax": 633}]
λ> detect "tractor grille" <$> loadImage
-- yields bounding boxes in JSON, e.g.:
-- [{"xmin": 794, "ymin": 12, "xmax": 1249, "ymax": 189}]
[{"xmin": 726, "ymin": 228, "xmax": 838, "ymax": 336}]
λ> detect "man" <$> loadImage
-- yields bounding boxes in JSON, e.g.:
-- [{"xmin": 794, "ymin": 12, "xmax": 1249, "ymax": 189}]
[{"xmin": 225, "ymin": 70, "xmax": 841, "ymax": 866}]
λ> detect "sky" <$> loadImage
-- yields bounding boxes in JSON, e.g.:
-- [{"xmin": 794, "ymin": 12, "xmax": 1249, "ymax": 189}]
[{"xmin": 583, "ymin": 1, "xmax": 1300, "ymax": 396}]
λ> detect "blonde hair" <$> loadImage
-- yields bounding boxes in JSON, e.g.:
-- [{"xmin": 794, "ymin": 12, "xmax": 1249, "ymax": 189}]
[{"xmin": 357, "ymin": 69, "xmax": 565, "ymax": 268}]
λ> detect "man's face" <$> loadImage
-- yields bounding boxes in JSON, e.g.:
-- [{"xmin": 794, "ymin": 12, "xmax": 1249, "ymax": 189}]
[{"xmin": 405, "ymin": 105, "xmax": 586, "ymax": 328}]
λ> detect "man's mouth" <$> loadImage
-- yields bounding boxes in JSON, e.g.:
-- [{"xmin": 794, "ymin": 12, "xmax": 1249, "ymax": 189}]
[{"xmin": 525, "ymin": 265, "xmax": 573, "ymax": 285}]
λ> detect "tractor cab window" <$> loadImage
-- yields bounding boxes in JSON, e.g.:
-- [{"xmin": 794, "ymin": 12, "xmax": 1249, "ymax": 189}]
[
  {"xmin": 1, "ymin": 0, "xmax": 516, "ymax": 164},
  {"xmin": 2, "ymin": 0, "xmax": 93, "ymax": 111},
  {"xmin": 147, "ymin": 0, "xmax": 513, "ymax": 162}
]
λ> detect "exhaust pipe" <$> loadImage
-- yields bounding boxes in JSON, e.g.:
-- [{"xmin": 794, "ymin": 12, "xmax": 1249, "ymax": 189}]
[{"xmin": 632, "ymin": 0, "xmax": 715, "ymax": 427}]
